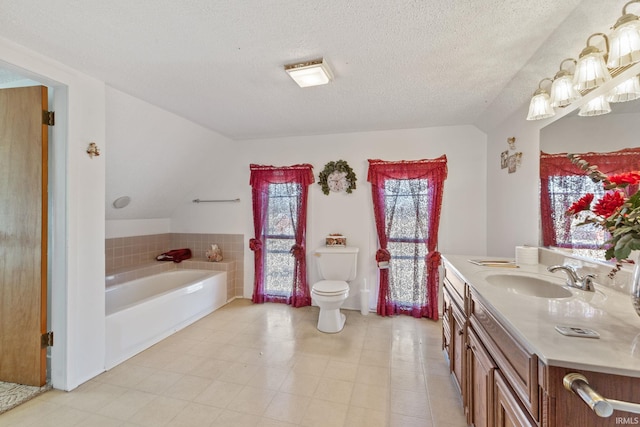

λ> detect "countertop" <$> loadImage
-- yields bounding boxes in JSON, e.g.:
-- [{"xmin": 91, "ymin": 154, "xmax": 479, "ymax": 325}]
[{"xmin": 443, "ymin": 254, "xmax": 640, "ymax": 378}]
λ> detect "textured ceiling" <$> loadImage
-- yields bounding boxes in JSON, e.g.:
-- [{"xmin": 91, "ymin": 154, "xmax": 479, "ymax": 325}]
[{"xmin": 0, "ymin": 0, "xmax": 628, "ymax": 139}]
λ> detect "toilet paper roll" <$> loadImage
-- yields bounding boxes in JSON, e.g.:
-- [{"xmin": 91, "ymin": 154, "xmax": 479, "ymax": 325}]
[{"xmin": 515, "ymin": 246, "xmax": 538, "ymax": 265}]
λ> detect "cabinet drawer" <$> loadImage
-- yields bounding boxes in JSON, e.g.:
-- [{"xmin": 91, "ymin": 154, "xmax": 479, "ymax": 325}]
[
  {"xmin": 444, "ymin": 265, "xmax": 466, "ymax": 312},
  {"xmin": 470, "ymin": 292, "xmax": 539, "ymax": 421}
]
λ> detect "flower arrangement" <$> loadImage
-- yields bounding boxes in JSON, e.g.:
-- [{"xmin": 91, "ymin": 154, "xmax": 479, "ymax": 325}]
[{"xmin": 566, "ymin": 153, "xmax": 640, "ymax": 275}]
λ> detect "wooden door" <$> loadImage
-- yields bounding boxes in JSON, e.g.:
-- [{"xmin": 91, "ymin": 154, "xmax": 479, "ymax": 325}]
[{"xmin": 0, "ymin": 86, "xmax": 48, "ymax": 386}]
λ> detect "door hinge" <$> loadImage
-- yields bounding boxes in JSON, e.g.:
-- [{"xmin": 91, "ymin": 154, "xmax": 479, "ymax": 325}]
[
  {"xmin": 42, "ymin": 111, "xmax": 55, "ymax": 126},
  {"xmin": 41, "ymin": 331, "xmax": 54, "ymax": 348}
]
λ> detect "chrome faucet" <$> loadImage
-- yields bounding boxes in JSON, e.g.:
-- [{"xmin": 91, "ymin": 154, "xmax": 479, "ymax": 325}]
[{"xmin": 547, "ymin": 265, "xmax": 596, "ymax": 292}]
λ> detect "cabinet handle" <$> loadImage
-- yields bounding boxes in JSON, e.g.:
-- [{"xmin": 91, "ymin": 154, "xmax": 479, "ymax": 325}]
[
  {"xmin": 563, "ymin": 373, "xmax": 640, "ymax": 418},
  {"xmin": 457, "ymin": 330, "xmax": 464, "ymax": 336}
]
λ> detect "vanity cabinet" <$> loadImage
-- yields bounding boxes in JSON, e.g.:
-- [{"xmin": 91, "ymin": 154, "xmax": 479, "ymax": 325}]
[
  {"xmin": 443, "ymin": 257, "xmax": 640, "ymax": 427},
  {"xmin": 443, "ymin": 264, "xmax": 539, "ymax": 427}
]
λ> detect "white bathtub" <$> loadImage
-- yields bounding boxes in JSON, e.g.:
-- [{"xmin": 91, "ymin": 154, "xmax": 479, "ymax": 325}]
[{"xmin": 105, "ymin": 269, "xmax": 227, "ymax": 369}]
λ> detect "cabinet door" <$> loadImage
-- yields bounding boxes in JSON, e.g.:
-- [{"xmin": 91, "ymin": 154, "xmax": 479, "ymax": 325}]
[
  {"xmin": 468, "ymin": 327, "xmax": 497, "ymax": 427},
  {"xmin": 495, "ymin": 371, "xmax": 536, "ymax": 427},
  {"xmin": 451, "ymin": 301, "xmax": 465, "ymax": 396}
]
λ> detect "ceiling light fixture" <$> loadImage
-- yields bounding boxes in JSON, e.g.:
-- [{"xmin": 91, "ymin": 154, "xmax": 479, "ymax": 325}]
[
  {"xmin": 608, "ymin": 0, "xmax": 640, "ymax": 68},
  {"xmin": 550, "ymin": 59, "xmax": 582, "ymax": 108},
  {"xmin": 526, "ymin": 78, "xmax": 555, "ymax": 121},
  {"xmin": 284, "ymin": 58, "xmax": 333, "ymax": 88}
]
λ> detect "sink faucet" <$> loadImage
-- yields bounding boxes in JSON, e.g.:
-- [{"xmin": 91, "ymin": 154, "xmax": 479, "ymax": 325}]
[{"xmin": 547, "ymin": 265, "xmax": 596, "ymax": 292}]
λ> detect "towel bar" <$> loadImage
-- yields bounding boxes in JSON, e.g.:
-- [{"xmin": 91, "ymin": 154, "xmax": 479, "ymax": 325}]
[
  {"xmin": 192, "ymin": 198, "xmax": 240, "ymax": 203},
  {"xmin": 563, "ymin": 373, "xmax": 640, "ymax": 417}
]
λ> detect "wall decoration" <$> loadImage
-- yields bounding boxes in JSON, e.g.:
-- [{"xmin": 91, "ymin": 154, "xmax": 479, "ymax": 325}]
[
  {"xmin": 501, "ymin": 137, "xmax": 522, "ymax": 174},
  {"xmin": 86, "ymin": 142, "xmax": 100, "ymax": 158},
  {"xmin": 318, "ymin": 160, "xmax": 357, "ymax": 194}
]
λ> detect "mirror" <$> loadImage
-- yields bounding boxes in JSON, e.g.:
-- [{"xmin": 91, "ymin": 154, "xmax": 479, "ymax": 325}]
[{"xmin": 539, "ymin": 63, "xmax": 640, "ymax": 263}]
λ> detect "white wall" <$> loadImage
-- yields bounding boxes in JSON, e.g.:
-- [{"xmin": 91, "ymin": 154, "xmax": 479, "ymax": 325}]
[
  {"xmin": 171, "ymin": 126, "xmax": 488, "ymax": 310},
  {"xmin": 486, "ymin": 104, "xmax": 543, "ymax": 257},
  {"xmin": 0, "ymin": 36, "xmax": 106, "ymax": 390}
]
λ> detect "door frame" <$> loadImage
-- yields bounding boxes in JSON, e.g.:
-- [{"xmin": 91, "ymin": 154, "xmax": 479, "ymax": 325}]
[{"xmin": 0, "ymin": 62, "xmax": 69, "ymax": 389}]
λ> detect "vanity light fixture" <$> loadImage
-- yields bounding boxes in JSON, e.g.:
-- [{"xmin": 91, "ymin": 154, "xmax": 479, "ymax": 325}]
[
  {"xmin": 573, "ymin": 33, "xmax": 612, "ymax": 91},
  {"xmin": 608, "ymin": 75, "xmax": 640, "ymax": 102},
  {"xmin": 550, "ymin": 59, "xmax": 582, "ymax": 107},
  {"xmin": 608, "ymin": 0, "xmax": 640, "ymax": 68},
  {"xmin": 284, "ymin": 58, "xmax": 333, "ymax": 88},
  {"xmin": 526, "ymin": 78, "xmax": 555, "ymax": 121},
  {"xmin": 578, "ymin": 95, "xmax": 612, "ymax": 116}
]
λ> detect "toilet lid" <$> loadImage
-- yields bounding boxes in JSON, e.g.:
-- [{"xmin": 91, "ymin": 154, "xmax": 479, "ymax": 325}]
[{"xmin": 312, "ymin": 280, "xmax": 349, "ymax": 295}]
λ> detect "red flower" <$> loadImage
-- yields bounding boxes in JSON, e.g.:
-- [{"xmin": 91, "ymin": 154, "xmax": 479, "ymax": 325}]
[
  {"xmin": 566, "ymin": 193, "xmax": 594, "ymax": 215},
  {"xmin": 607, "ymin": 171, "xmax": 640, "ymax": 186},
  {"xmin": 592, "ymin": 191, "xmax": 626, "ymax": 217}
]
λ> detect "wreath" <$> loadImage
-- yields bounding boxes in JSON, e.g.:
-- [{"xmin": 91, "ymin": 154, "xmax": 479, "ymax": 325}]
[{"xmin": 318, "ymin": 160, "xmax": 357, "ymax": 195}]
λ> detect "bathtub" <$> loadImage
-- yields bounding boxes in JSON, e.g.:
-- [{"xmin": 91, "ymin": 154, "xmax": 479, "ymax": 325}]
[{"xmin": 105, "ymin": 269, "xmax": 227, "ymax": 369}]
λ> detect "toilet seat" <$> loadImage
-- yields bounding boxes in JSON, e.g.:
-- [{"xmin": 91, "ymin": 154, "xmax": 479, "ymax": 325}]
[{"xmin": 312, "ymin": 280, "xmax": 349, "ymax": 295}]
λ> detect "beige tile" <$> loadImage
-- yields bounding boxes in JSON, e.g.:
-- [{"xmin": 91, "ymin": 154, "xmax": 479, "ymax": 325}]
[
  {"xmin": 301, "ymin": 398, "xmax": 348, "ymax": 427},
  {"xmin": 344, "ymin": 405, "xmax": 388, "ymax": 427},
  {"xmin": 210, "ymin": 409, "xmax": 261, "ymax": 427},
  {"xmin": 161, "ymin": 374, "xmax": 213, "ymax": 401},
  {"xmin": 349, "ymin": 383, "xmax": 389, "ymax": 411},
  {"xmin": 390, "ymin": 388, "xmax": 430, "ymax": 419},
  {"xmin": 129, "ymin": 395, "xmax": 189, "ymax": 427},
  {"xmin": 263, "ymin": 392, "xmax": 311, "ymax": 424},
  {"xmin": 247, "ymin": 367, "xmax": 290, "ymax": 390},
  {"xmin": 217, "ymin": 362, "xmax": 261, "ymax": 385},
  {"xmin": 359, "ymin": 349, "xmax": 391, "ymax": 368},
  {"xmin": 134, "ymin": 370, "xmax": 183, "ymax": 394},
  {"xmin": 390, "ymin": 368, "xmax": 427, "ymax": 393},
  {"xmin": 0, "ymin": 299, "xmax": 471, "ymax": 427},
  {"xmin": 165, "ymin": 402, "xmax": 223, "ymax": 427},
  {"xmin": 313, "ymin": 377, "xmax": 354, "ymax": 404},
  {"xmin": 257, "ymin": 418, "xmax": 298, "ymax": 427},
  {"xmin": 97, "ymin": 389, "xmax": 156, "ymax": 421},
  {"xmin": 227, "ymin": 386, "xmax": 276, "ymax": 416},
  {"xmin": 322, "ymin": 360, "xmax": 359, "ymax": 382},
  {"xmin": 355, "ymin": 364, "xmax": 390, "ymax": 387},
  {"xmin": 194, "ymin": 380, "xmax": 244, "ymax": 408},
  {"xmin": 279, "ymin": 372, "xmax": 321, "ymax": 397}
]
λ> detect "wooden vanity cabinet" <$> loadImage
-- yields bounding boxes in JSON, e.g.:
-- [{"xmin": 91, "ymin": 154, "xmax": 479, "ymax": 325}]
[{"xmin": 443, "ymin": 264, "xmax": 539, "ymax": 427}]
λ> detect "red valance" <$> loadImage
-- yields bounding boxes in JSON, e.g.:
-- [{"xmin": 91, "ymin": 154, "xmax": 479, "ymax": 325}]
[
  {"xmin": 540, "ymin": 148, "xmax": 640, "ymax": 177},
  {"xmin": 250, "ymin": 164, "xmax": 315, "ymax": 187},
  {"xmin": 367, "ymin": 156, "xmax": 448, "ymax": 187}
]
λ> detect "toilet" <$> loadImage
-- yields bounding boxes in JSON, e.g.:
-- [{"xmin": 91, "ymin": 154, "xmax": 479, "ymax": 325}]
[{"xmin": 311, "ymin": 246, "xmax": 358, "ymax": 333}]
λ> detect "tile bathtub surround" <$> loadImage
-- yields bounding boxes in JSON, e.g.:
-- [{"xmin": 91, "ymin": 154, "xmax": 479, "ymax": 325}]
[
  {"xmin": 105, "ymin": 233, "xmax": 244, "ymax": 297},
  {"xmin": 0, "ymin": 300, "xmax": 467, "ymax": 427}
]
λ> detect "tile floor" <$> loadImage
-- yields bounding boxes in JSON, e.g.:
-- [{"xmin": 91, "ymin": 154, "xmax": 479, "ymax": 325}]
[{"xmin": 0, "ymin": 299, "xmax": 467, "ymax": 427}]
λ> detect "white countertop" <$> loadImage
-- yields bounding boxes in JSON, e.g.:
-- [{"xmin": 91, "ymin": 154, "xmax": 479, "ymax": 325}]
[{"xmin": 443, "ymin": 254, "xmax": 640, "ymax": 378}]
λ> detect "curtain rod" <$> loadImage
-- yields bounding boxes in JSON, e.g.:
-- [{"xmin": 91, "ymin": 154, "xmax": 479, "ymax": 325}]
[{"xmin": 192, "ymin": 198, "xmax": 240, "ymax": 203}]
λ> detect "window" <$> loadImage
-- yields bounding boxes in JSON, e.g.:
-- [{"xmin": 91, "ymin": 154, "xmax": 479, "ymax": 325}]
[
  {"xmin": 264, "ymin": 182, "xmax": 299, "ymax": 296},
  {"xmin": 367, "ymin": 157, "xmax": 447, "ymax": 319},
  {"xmin": 249, "ymin": 164, "xmax": 314, "ymax": 307},
  {"xmin": 385, "ymin": 179, "xmax": 429, "ymax": 308}
]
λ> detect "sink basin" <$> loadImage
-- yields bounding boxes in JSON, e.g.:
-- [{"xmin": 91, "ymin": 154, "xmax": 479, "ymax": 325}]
[{"xmin": 483, "ymin": 273, "xmax": 573, "ymax": 299}]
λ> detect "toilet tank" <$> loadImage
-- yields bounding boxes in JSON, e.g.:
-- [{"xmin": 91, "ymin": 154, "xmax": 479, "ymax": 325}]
[{"xmin": 315, "ymin": 246, "xmax": 359, "ymax": 281}]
